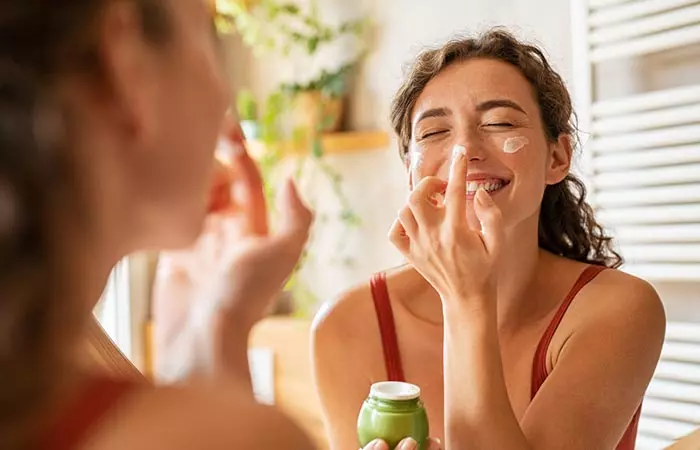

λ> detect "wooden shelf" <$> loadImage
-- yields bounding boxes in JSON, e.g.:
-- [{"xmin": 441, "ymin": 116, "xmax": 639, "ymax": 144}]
[{"xmin": 245, "ymin": 130, "xmax": 390, "ymax": 158}]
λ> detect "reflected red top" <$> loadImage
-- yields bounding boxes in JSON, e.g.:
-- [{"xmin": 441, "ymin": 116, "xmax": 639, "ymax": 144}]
[
  {"xmin": 42, "ymin": 376, "xmax": 137, "ymax": 450},
  {"xmin": 370, "ymin": 265, "xmax": 640, "ymax": 450}
]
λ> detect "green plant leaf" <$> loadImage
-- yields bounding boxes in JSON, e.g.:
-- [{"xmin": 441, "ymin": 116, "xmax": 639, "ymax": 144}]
[
  {"xmin": 236, "ymin": 89, "xmax": 258, "ymax": 120},
  {"xmin": 312, "ymin": 139, "xmax": 324, "ymax": 158},
  {"xmin": 307, "ymin": 36, "xmax": 319, "ymax": 54}
]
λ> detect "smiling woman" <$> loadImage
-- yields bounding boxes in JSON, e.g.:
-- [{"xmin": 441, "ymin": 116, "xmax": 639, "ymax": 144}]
[{"xmin": 313, "ymin": 28, "xmax": 666, "ymax": 450}]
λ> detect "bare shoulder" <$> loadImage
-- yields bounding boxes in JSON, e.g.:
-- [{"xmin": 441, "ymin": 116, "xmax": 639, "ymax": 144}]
[
  {"xmin": 88, "ymin": 383, "xmax": 314, "ymax": 450},
  {"xmin": 311, "ymin": 265, "xmax": 419, "ymax": 351},
  {"xmin": 584, "ymin": 268, "xmax": 664, "ymax": 324},
  {"xmin": 564, "ymin": 267, "xmax": 666, "ymax": 350}
]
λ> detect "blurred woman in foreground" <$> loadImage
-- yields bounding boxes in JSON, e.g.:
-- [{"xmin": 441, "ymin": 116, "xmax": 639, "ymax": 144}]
[{"xmin": 0, "ymin": 0, "xmax": 314, "ymax": 448}]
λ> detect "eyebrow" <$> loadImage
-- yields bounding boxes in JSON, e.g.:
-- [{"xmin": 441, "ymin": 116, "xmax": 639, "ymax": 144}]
[
  {"xmin": 476, "ymin": 99, "xmax": 527, "ymax": 115},
  {"xmin": 414, "ymin": 107, "xmax": 452, "ymax": 125}
]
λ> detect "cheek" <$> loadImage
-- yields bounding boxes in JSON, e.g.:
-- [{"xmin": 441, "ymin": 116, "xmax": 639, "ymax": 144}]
[
  {"xmin": 413, "ymin": 154, "xmax": 451, "ymax": 181},
  {"xmin": 410, "ymin": 141, "xmax": 453, "ymax": 183}
]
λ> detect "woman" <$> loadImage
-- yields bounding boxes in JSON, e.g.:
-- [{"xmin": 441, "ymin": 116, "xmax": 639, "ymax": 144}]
[
  {"xmin": 668, "ymin": 430, "xmax": 700, "ymax": 449},
  {"xmin": 0, "ymin": 0, "xmax": 315, "ymax": 448},
  {"xmin": 313, "ymin": 29, "xmax": 666, "ymax": 450}
]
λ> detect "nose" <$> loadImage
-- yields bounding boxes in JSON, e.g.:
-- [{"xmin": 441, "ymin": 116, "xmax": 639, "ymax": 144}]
[{"xmin": 461, "ymin": 135, "xmax": 488, "ymax": 162}]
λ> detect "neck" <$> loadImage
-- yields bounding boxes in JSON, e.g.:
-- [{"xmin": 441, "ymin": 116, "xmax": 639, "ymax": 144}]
[
  {"xmin": 402, "ymin": 213, "xmax": 547, "ymax": 331},
  {"xmin": 59, "ymin": 111, "xmax": 136, "ymax": 315},
  {"xmin": 494, "ymin": 214, "xmax": 543, "ymax": 330}
]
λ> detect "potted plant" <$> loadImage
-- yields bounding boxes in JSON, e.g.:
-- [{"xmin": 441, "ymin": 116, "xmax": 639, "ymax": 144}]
[
  {"xmin": 216, "ymin": 0, "xmax": 368, "ymax": 136},
  {"xmin": 283, "ymin": 64, "xmax": 353, "ymax": 135},
  {"xmin": 236, "ymin": 89, "xmax": 260, "ymax": 140}
]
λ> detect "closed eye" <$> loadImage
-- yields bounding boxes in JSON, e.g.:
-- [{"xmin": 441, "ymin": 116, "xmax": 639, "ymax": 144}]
[
  {"xmin": 485, "ymin": 123, "xmax": 514, "ymax": 128},
  {"xmin": 419, "ymin": 130, "xmax": 447, "ymax": 139}
]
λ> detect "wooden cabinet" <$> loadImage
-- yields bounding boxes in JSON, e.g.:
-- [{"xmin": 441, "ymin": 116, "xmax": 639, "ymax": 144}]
[{"xmin": 250, "ymin": 317, "xmax": 329, "ymax": 449}]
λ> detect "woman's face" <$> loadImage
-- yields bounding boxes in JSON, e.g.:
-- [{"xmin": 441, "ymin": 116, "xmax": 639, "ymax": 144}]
[
  {"xmin": 408, "ymin": 58, "xmax": 571, "ymax": 232},
  {"xmin": 94, "ymin": 0, "xmax": 230, "ymax": 250}
]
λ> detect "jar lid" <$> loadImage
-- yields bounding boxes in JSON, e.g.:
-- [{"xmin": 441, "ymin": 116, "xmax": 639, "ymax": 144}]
[{"xmin": 370, "ymin": 381, "xmax": 421, "ymax": 401}]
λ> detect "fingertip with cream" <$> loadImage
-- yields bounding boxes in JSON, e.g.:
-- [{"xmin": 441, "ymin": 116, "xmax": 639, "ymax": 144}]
[{"xmin": 452, "ymin": 144, "xmax": 466, "ymax": 160}]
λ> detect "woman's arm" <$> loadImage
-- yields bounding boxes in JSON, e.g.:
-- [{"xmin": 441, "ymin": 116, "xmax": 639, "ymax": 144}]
[
  {"xmin": 442, "ymin": 275, "xmax": 664, "ymax": 449},
  {"xmin": 388, "ymin": 146, "xmax": 665, "ymax": 449}
]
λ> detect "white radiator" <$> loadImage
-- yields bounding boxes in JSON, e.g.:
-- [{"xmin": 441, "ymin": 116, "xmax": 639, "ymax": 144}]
[
  {"xmin": 571, "ymin": 2, "xmax": 700, "ymax": 448},
  {"xmin": 637, "ymin": 322, "xmax": 700, "ymax": 449},
  {"xmin": 571, "ymin": 0, "xmax": 700, "ymax": 282}
]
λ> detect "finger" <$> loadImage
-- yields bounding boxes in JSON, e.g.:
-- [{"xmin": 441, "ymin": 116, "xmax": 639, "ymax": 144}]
[
  {"xmin": 276, "ymin": 178, "xmax": 313, "ymax": 239},
  {"xmin": 388, "ymin": 218, "xmax": 410, "ymax": 255},
  {"xmin": 207, "ymin": 159, "xmax": 234, "ymax": 214},
  {"xmin": 474, "ymin": 187, "xmax": 505, "ymax": 255},
  {"xmin": 427, "ymin": 437, "xmax": 443, "ymax": 450},
  {"xmin": 219, "ymin": 135, "xmax": 268, "ymax": 236},
  {"xmin": 408, "ymin": 176, "xmax": 447, "ymax": 223},
  {"xmin": 398, "ymin": 205, "xmax": 418, "ymax": 239},
  {"xmin": 396, "ymin": 438, "xmax": 418, "ymax": 450},
  {"xmin": 446, "ymin": 144, "xmax": 468, "ymax": 223},
  {"xmin": 361, "ymin": 439, "xmax": 390, "ymax": 450},
  {"xmin": 222, "ymin": 114, "xmax": 245, "ymax": 143}
]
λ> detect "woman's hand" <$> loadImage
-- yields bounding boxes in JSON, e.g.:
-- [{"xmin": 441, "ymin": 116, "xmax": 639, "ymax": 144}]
[
  {"xmin": 388, "ymin": 144, "xmax": 504, "ymax": 309},
  {"xmin": 152, "ymin": 120, "xmax": 312, "ymax": 383},
  {"xmin": 361, "ymin": 437, "xmax": 442, "ymax": 450}
]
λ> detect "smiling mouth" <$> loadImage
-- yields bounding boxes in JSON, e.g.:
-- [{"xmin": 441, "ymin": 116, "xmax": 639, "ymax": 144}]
[{"xmin": 466, "ymin": 178, "xmax": 510, "ymax": 198}]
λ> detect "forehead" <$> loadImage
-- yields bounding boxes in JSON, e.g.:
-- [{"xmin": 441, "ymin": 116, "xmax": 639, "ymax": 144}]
[{"xmin": 413, "ymin": 58, "xmax": 538, "ymax": 117}]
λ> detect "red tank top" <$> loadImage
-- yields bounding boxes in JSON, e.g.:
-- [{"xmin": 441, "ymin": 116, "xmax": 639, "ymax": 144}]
[
  {"xmin": 42, "ymin": 376, "xmax": 137, "ymax": 450},
  {"xmin": 370, "ymin": 265, "xmax": 641, "ymax": 450}
]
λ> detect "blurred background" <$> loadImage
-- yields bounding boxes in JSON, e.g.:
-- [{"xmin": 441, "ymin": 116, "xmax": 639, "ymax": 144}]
[{"xmin": 95, "ymin": 0, "xmax": 700, "ymax": 448}]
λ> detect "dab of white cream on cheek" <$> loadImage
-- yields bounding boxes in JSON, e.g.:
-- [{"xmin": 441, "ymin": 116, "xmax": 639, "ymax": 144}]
[{"xmin": 502, "ymin": 136, "xmax": 529, "ymax": 154}]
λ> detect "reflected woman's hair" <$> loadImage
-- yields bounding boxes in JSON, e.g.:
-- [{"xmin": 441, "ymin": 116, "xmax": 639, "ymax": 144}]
[
  {"xmin": 0, "ymin": 1, "xmax": 170, "ymax": 447},
  {"xmin": 391, "ymin": 28, "xmax": 622, "ymax": 268}
]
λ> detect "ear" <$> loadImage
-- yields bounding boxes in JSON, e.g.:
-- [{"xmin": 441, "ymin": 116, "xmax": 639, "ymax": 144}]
[
  {"xmin": 98, "ymin": 1, "xmax": 161, "ymax": 144},
  {"xmin": 545, "ymin": 134, "xmax": 572, "ymax": 185}
]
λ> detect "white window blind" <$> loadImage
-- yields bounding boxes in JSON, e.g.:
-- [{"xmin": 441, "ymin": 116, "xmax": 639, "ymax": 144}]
[
  {"xmin": 571, "ymin": 0, "xmax": 700, "ymax": 282},
  {"xmin": 93, "ymin": 258, "xmax": 132, "ymax": 359},
  {"xmin": 571, "ymin": 2, "xmax": 700, "ymax": 448}
]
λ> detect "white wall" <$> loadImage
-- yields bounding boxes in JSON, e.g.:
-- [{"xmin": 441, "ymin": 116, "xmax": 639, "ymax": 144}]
[{"xmin": 347, "ymin": 0, "xmax": 573, "ymax": 131}]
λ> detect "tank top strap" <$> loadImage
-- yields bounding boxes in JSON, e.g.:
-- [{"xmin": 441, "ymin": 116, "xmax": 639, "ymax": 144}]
[
  {"xmin": 43, "ymin": 376, "xmax": 137, "ymax": 450},
  {"xmin": 370, "ymin": 272, "xmax": 406, "ymax": 382},
  {"xmin": 531, "ymin": 265, "xmax": 607, "ymax": 398}
]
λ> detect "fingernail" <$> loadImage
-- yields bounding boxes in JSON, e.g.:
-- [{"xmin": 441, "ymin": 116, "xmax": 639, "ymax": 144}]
[
  {"xmin": 366, "ymin": 439, "xmax": 384, "ymax": 450},
  {"xmin": 452, "ymin": 144, "xmax": 466, "ymax": 161},
  {"xmin": 398, "ymin": 437, "xmax": 418, "ymax": 450}
]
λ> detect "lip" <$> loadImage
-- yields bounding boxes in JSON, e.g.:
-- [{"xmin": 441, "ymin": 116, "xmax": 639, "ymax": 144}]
[{"xmin": 466, "ymin": 172, "xmax": 511, "ymax": 182}]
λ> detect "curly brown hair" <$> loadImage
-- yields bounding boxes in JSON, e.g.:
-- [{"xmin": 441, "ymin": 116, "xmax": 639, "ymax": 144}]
[
  {"xmin": 390, "ymin": 28, "xmax": 622, "ymax": 268},
  {"xmin": 0, "ymin": 1, "xmax": 170, "ymax": 448}
]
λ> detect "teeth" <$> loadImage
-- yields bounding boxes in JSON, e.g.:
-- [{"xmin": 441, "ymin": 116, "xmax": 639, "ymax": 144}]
[{"xmin": 466, "ymin": 179, "xmax": 505, "ymax": 194}]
